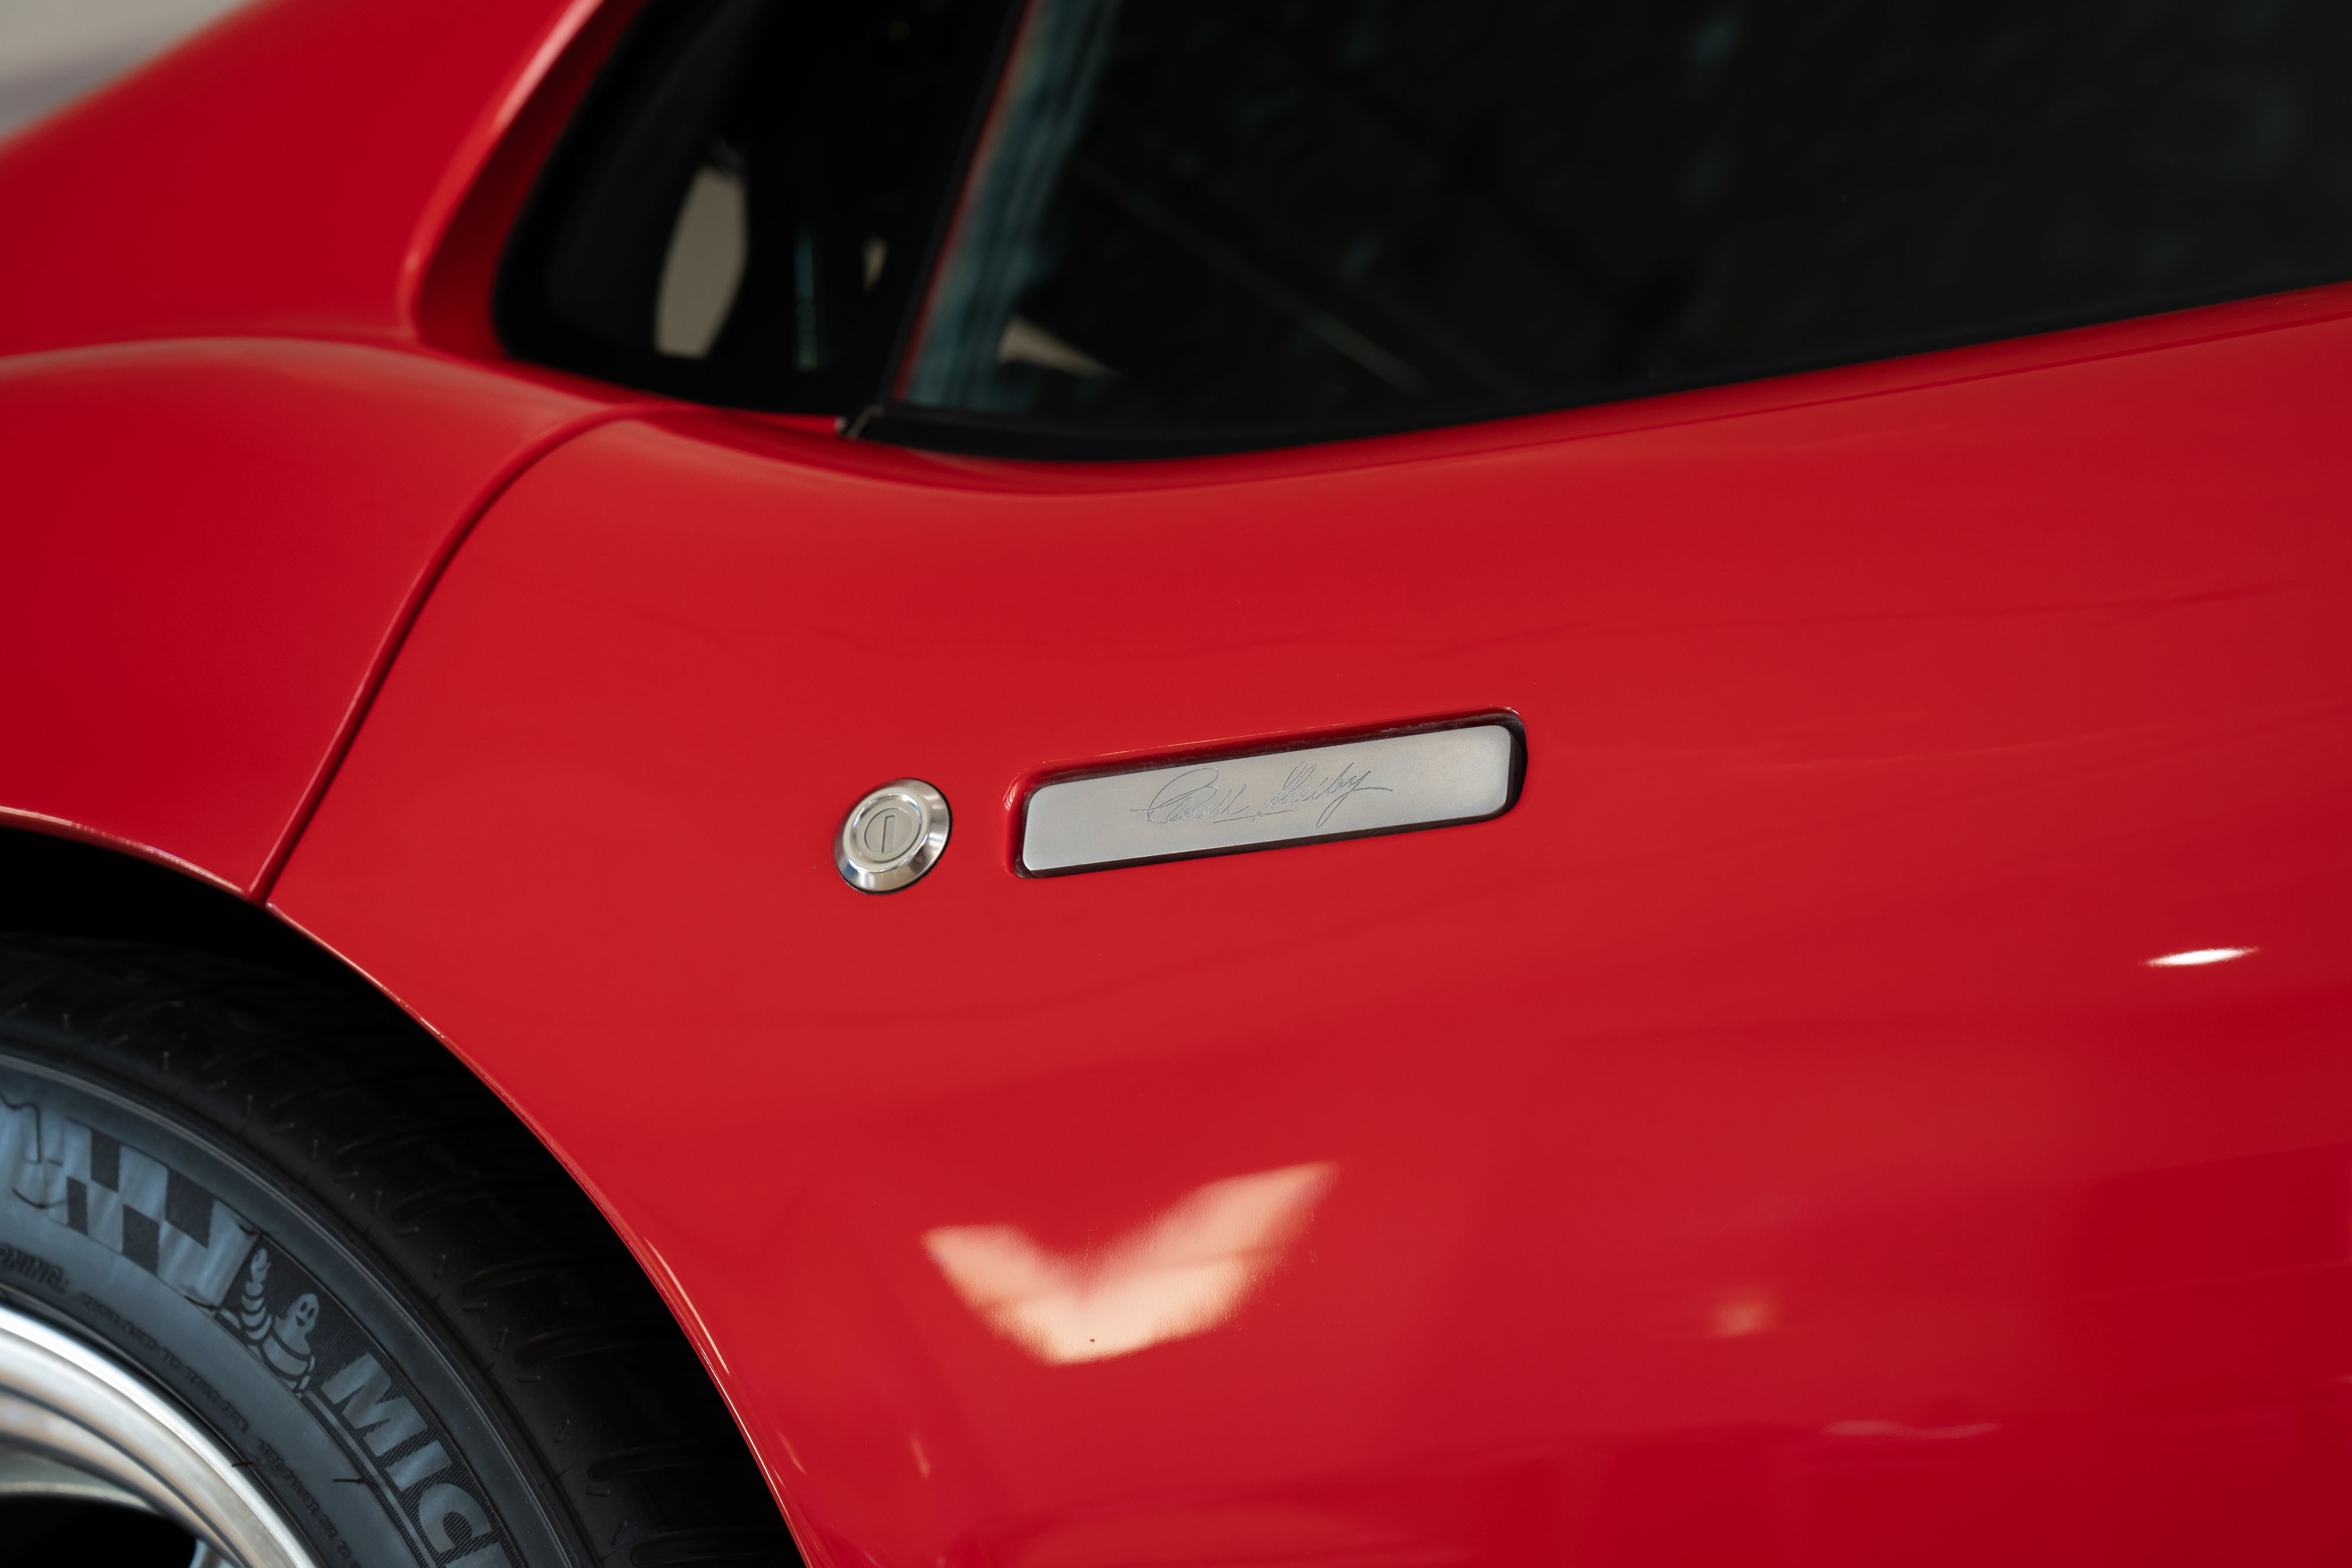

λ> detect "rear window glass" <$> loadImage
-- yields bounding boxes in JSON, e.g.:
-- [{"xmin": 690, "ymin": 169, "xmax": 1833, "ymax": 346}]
[
  {"xmin": 504, "ymin": 0, "xmax": 2352, "ymax": 453},
  {"xmin": 896, "ymin": 0, "xmax": 2352, "ymax": 442}
]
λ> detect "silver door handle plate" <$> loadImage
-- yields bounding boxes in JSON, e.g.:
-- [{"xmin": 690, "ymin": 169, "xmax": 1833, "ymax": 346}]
[{"xmin": 1019, "ymin": 721, "xmax": 1520, "ymax": 876}]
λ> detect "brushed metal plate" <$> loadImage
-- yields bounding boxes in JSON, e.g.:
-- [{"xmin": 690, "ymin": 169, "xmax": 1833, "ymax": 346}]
[{"xmin": 1020, "ymin": 723, "xmax": 1518, "ymax": 875}]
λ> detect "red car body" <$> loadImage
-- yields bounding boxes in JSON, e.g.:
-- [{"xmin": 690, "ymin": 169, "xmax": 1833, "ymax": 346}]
[{"xmin": 7, "ymin": 2, "xmax": 2352, "ymax": 1563}]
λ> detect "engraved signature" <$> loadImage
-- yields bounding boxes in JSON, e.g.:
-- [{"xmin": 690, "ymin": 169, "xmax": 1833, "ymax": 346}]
[{"xmin": 1135, "ymin": 760, "xmax": 1392, "ymax": 832}]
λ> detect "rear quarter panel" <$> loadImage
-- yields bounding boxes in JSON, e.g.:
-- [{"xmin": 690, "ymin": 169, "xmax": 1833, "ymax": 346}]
[
  {"xmin": 0, "ymin": 340, "xmax": 606, "ymax": 889},
  {"xmin": 0, "ymin": 0, "xmax": 587, "ymax": 357},
  {"xmin": 0, "ymin": 0, "xmax": 630, "ymax": 889}
]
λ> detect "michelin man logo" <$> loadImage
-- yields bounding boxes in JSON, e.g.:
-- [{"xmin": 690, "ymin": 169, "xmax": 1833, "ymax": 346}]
[
  {"xmin": 229, "ymin": 1246, "xmax": 320, "ymax": 1391},
  {"xmin": 0, "ymin": 1095, "xmax": 517, "ymax": 1566},
  {"xmin": 0, "ymin": 1096, "xmax": 256, "ymax": 1307}
]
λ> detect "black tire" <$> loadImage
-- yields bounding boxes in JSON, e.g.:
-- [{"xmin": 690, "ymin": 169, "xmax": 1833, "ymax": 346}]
[{"xmin": 0, "ymin": 938, "xmax": 799, "ymax": 1568}]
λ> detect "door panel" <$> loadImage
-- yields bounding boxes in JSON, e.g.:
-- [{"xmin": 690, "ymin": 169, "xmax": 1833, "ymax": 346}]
[{"xmin": 276, "ymin": 296, "xmax": 2352, "ymax": 1566}]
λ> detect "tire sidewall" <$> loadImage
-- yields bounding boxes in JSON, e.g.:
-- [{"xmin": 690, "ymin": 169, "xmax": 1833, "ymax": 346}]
[{"xmin": 0, "ymin": 1039, "xmax": 579, "ymax": 1568}]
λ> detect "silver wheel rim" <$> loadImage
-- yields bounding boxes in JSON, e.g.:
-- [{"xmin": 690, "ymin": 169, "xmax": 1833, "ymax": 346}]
[{"xmin": 0, "ymin": 1300, "xmax": 313, "ymax": 1567}]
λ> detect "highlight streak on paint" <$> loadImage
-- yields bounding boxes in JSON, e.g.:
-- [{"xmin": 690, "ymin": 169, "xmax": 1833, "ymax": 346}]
[
  {"xmin": 2147, "ymin": 947, "xmax": 2257, "ymax": 968},
  {"xmin": 923, "ymin": 1163, "xmax": 1335, "ymax": 1365}
]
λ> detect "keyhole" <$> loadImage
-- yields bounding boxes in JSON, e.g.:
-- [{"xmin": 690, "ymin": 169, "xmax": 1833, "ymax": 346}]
[{"xmin": 863, "ymin": 807, "xmax": 911, "ymax": 858}]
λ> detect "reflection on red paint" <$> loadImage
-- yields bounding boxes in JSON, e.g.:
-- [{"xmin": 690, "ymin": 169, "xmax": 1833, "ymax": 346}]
[
  {"xmin": 2147, "ymin": 948, "xmax": 2257, "ymax": 968},
  {"xmin": 924, "ymin": 1163, "xmax": 1335, "ymax": 1365}
]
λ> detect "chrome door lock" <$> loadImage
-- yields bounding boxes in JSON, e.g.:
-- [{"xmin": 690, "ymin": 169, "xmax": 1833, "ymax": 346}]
[{"xmin": 836, "ymin": 780, "xmax": 950, "ymax": 892}]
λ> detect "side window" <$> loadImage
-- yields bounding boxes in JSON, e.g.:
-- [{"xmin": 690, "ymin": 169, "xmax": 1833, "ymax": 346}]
[
  {"xmin": 497, "ymin": 0, "xmax": 987, "ymax": 409},
  {"xmin": 503, "ymin": 0, "xmax": 2352, "ymax": 452}
]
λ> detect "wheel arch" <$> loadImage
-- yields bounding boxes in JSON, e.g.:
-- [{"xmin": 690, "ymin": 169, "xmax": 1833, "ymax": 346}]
[{"xmin": 0, "ymin": 824, "xmax": 354, "ymax": 988}]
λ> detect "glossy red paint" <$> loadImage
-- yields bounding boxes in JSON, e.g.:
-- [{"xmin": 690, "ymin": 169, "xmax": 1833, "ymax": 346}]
[
  {"xmin": 0, "ymin": 339, "xmax": 617, "ymax": 891},
  {"xmin": 7, "ymin": 1, "xmax": 2352, "ymax": 1562},
  {"xmin": 0, "ymin": 0, "xmax": 636, "ymax": 892},
  {"xmin": 270, "ymin": 282, "xmax": 2352, "ymax": 1566},
  {"xmin": 0, "ymin": 0, "xmax": 582, "ymax": 357}
]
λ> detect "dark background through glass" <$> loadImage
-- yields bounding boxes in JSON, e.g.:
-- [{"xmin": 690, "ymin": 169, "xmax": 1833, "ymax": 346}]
[{"xmin": 902, "ymin": 0, "xmax": 2352, "ymax": 436}]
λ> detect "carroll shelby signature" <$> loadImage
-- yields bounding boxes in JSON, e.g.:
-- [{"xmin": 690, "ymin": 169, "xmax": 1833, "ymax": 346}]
[{"xmin": 1134, "ymin": 758, "xmax": 1392, "ymax": 832}]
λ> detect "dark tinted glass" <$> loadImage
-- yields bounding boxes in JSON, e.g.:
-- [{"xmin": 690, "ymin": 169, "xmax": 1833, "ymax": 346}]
[
  {"xmin": 896, "ymin": 0, "xmax": 2352, "ymax": 443},
  {"xmin": 499, "ymin": 0, "xmax": 985, "ymax": 408}
]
